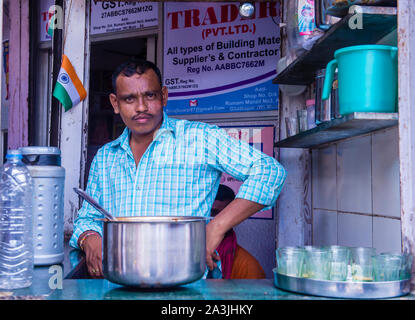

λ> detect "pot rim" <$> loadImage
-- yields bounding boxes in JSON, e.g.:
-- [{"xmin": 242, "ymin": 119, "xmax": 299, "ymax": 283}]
[{"xmin": 95, "ymin": 216, "xmax": 211, "ymax": 223}]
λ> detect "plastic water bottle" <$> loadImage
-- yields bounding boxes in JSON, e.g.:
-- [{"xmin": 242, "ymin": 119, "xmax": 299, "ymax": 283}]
[{"xmin": 0, "ymin": 150, "xmax": 34, "ymax": 289}]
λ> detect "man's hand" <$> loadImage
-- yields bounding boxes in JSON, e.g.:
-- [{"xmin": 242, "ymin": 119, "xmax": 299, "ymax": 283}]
[
  {"xmin": 206, "ymin": 221, "xmax": 224, "ymax": 270},
  {"xmin": 206, "ymin": 198, "xmax": 265, "ymax": 270},
  {"xmin": 79, "ymin": 231, "xmax": 104, "ymax": 278}
]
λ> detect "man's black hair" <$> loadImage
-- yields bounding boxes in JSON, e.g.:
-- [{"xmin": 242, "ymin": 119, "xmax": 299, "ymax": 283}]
[
  {"xmin": 111, "ymin": 59, "xmax": 163, "ymax": 94},
  {"xmin": 215, "ymin": 184, "xmax": 236, "ymax": 202}
]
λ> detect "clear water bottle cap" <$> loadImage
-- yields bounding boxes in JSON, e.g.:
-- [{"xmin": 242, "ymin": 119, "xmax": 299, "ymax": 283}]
[{"xmin": 6, "ymin": 149, "xmax": 23, "ymax": 160}]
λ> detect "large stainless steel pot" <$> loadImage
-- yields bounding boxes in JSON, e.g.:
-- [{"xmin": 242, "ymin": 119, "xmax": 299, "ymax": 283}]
[{"xmin": 101, "ymin": 216, "xmax": 207, "ymax": 288}]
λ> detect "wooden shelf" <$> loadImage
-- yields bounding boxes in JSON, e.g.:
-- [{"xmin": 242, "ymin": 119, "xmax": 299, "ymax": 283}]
[
  {"xmin": 273, "ymin": 6, "xmax": 397, "ymax": 85},
  {"xmin": 275, "ymin": 112, "xmax": 398, "ymax": 149}
]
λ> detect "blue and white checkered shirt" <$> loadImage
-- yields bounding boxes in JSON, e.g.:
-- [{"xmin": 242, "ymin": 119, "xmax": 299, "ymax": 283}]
[{"xmin": 69, "ymin": 112, "xmax": 287, "ymax": 249}]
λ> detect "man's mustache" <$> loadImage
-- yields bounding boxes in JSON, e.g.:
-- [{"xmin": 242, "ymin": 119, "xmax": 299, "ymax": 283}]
[{"xmin": 132, "ymin": 113, "xmax": 153, "ymax": 120}]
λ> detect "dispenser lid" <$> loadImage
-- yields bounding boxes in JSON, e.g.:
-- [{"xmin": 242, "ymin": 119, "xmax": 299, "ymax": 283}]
[
  {"xmin": 19, "ymin": 146, "xmax": 61, "ymax": 156},
  {"xmin": 19, "ymin": 147, "xmax": 61, "ymax": 166}
]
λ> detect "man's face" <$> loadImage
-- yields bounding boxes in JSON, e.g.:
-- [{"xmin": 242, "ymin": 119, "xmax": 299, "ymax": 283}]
[
  {"xmin": 109, "ymin": 69, "xmax": 168, "ymax": 138},
  {"xmin": 211, "ymin": 199, "xmax": 232, "ymax": 217}
]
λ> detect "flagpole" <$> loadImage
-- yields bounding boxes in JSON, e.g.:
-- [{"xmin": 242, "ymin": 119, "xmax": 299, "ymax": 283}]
[{"xmin": 50, "ymin": 0, "xmax": 64, "ymax": 147}]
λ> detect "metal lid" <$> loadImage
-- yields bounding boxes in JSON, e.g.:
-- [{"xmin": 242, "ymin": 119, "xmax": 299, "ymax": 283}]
[
  {"xmin": 19, "ymin": 146, "xmax": 61, "ymax": 156},
  {"xmin": 19, "ymin": 147, "xmax": 61, "ymax": 166}
]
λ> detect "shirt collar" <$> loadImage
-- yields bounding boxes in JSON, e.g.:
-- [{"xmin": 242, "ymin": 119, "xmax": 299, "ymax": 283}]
[
  {"xmin": 109, "ymin": 111, "xmax": 175, "ymax": 152},
  {"xmin": 154, "ymin": 111, "xmax": 175, "ymax": 141}
]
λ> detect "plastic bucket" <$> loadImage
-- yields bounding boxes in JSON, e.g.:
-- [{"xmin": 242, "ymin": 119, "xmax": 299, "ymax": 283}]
[{"xmin": 322, "ymin": 45, "xmax": 398, "ymax": 115}]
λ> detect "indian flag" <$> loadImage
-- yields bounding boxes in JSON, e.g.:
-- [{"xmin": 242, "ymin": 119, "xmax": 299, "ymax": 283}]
[{"xmin": 53, "ymin": 55, "xmax": 87, "ymax": 111}]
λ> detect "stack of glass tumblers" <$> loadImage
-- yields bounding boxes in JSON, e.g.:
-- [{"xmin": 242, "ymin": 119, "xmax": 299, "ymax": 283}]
[{"xmin": 276, "ymin": 246, "xmax": 413, "ymax": 282}]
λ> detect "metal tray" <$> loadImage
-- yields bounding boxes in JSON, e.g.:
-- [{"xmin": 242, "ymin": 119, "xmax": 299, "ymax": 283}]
[{"xmin": 273, "ymin": 268, "xmax": 410, "ymax": 299}]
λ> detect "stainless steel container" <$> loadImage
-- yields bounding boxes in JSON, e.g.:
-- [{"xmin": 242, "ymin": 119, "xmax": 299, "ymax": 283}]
[
  {"xmin": 102, "ymin": 216, "xmax": 207, "ymax": 288},
  {"xmin": 315, "ymin": 0, "xmax": 341, "ymax": 30},
  {"xmin": 19, "ymin": 147, "xmax": 65, "ymax": 266}
]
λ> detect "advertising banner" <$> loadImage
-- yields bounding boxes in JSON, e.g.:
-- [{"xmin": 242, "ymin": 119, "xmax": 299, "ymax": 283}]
[
  {"xmin": 90, "ymin": 1, "xmax": 158, "ymax": 35},
  {"xmin": 220, "ymin": 125, "xmax": 276, "ymax": 219},
  {"xmin": 163, "ymin": 2, "xmax": 280, "ymax": 115},
  {"xmin": 39, "ymin": 0, "xmax": 55, "ymax": 42}
]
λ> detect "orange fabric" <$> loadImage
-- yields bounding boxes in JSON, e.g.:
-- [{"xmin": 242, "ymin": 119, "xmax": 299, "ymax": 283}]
[{"xmin": 230, "ymin": 245, "xmax": 266, "ymax": 279}]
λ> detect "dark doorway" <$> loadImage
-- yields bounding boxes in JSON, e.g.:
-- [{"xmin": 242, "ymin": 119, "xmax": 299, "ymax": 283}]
[{"xmin": 86, "ymin": 37, "xmax": 149, "ymax": 183}]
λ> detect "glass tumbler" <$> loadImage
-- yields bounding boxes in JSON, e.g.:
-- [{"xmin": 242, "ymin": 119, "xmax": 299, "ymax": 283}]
[
  {"xmin": 285, "ymin": 117, "xmax": 298, "ymax": 137},
  {"xmin": 276, "ymin": 247, "xmax": 305, "ymax": 277},
  {"xmin": 297, "ymin": 110, "xmax": 308, "ymax": 132},
  {"xmin": 304, "ymin": 247, "xmax": 331, "ymax": 280},
  {"xmin": 325, "ymin": 246, "xmax": 351, "ymax": 281},
  {"xmin": 351, "ymin": 247, "xmax": 376, "ymax": 282},
  {"xmin": 299, "ymin": 246, "xmax": 321, "ymax": 278},
  {"xmin": 372, "ymin": 253, "xmax": 402, "ymax": 282}
]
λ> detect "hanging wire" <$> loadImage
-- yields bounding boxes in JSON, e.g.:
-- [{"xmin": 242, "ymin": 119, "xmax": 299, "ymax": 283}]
[{"xmin": 62, "ymin": 0, "xmax": 73, "ymax": 53}]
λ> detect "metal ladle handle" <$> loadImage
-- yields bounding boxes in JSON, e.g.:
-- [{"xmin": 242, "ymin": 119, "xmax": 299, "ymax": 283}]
[{"xmin": 73, "ymin": 187, "xmax": 116, "ymax": 221}]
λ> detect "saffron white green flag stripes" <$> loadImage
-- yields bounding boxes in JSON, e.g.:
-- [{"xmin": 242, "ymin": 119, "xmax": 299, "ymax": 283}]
[{"xmin": 53, "ymin": 54, "xmax": 87, "ymax": 111}]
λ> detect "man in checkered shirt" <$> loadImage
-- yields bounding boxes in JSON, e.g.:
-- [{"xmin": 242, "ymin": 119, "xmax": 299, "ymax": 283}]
[{"xmin": 70, "ymin": 60, "xmax": 287, "ymax": 278}]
